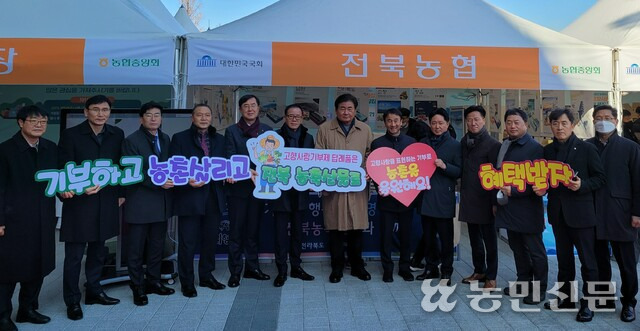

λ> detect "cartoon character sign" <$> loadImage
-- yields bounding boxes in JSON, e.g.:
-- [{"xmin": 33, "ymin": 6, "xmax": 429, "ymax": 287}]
[{"xmin": 250, "ymin": 134, "xmax": 283, "ymax": 193}]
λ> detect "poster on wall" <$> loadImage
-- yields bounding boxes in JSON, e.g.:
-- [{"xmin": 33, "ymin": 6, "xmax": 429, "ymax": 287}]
[
  {"xmin": 571, "ymin": 91, "xmax": 596, "ymax": 139},
  {"xmin": 521, "ymin": 90, "xmax": 540, "ymax": 135},
  {"xmin": 486, "ymin": 89, "xmax": 502, "ymax": 138},
  {"xmin": 541, "ymin": 90, "xmax": 564, "ymax": 135},
  {"xmin": 414, "ymin": 88, "xmax": 446, "ymax": 120},
  {"xmin": 294, "ymin": 87, "xmax": 329, "ymax": 129}
]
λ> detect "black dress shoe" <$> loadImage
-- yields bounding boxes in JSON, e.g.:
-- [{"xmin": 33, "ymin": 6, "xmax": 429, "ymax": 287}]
[
  {"xmin": 329, "ymin": 271, "xmax": 343, "ymax": 283},
  {"xmin": 16, "ymin": 309, "xmax": 51, "ymax": 324},
  {"xmin": 398, "ymin": 270, "xmax": 414, "ymax": 282},
  {"xmin": 416, "ymin": 269, "xmax": 440, "ymax": 281},
  {"xmin": 273, "ymin": 274, "xmax": 287, "ymax": 287},
  {"xmin": 290, "ymin": 267, "xmax": 315, "ymax": 281},
  {"xmin": 244, "ymin": 269, "xmax": 271, "ymax": 280},
  {"xmin": 440, "ymin": 274, "xmax": 453, "ymax": 286},
  {"xmin": 544, "ymin": 298, "xmax": 576, "ymax": 310},
  {"xmin": 0, "ymin": 316, "xmax": 17, "ymax": 331},
  {"xmin": 577, "ymin": 300, "xmax": 594, "ymax": 322},
  {"xmin": 146, "ymin": 282, "xmax": 175, "ymax": 295},
  {"xmin": 66, "ymin": 304, "xmax": 83, "ymax": 321},
  {"xmin": 201, "ymin": 278, "xmax": 226, "ymax": 290},
  {"xmin": 382, "ymin": 272, "xmax": 393, "ymax": 283},
  {"xmin": 181, "ymin": 286, "xmax": 198, "ymax": 298},
  {"xmin": 85, "ymin": 292, "xmax": 120, "ymax": 305},
  {"xmin": 409, "ymin": 260, "xmax": 425, "ymax": 272},
  {"xmin": 621, "ymin": 304, "xmax": 636, "ymax": 322},
  {"xmin": 228, "ymin": 275, "xmax": 240, "ymax": 288},
  {"xmin": 351, "ymin": 268, "xmax": 371, "ymax": 281},
  {"xmin": 131, "ymin": 286, "xmax": 148, "ymax": 306}
]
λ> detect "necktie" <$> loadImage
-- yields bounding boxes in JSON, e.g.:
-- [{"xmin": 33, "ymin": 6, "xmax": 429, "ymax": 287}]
[
  {"xmin": 200, "ymin": 133, "xmax": 209, "ymax": 156},
  {"xmin": 154, "ymin": 135, "xmax": 161, "ymax": 155}
]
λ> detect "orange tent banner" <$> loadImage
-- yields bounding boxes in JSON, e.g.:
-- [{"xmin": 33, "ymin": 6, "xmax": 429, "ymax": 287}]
[
  {"xmin": 0, "ymin": 38, "xmax": 85, "ymax": 85},
  {"xmin": 272, "ymin": 42, "xmax": 540, "ymax": 89}
]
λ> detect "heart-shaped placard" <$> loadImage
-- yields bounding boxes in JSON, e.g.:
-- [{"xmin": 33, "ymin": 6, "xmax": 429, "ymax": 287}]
[{"xmin": 366, "ymin": 142, "xmax": 437, "ymax": 207}]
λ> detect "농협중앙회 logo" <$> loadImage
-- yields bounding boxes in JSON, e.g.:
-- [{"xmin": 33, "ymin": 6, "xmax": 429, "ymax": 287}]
[
  {"xmin": 98, "ymin": 58, "xmax": 160, "ymax": 68},
  {"xmin": 551, "ymin": 65, "xmax": 601, "ymax": 75},
  {"xmin": 626, "ymin": 63, "xmax": 640, "ymax": 75},
  {"xmin": 196, "ymin": 55, "xmax": 217, "ymax": 67}
]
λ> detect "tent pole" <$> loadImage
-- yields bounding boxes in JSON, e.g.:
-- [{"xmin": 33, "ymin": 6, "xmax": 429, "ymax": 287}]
[{"xmin": 612, "ymin": 48, "xmax": 623, "ymax": 131}]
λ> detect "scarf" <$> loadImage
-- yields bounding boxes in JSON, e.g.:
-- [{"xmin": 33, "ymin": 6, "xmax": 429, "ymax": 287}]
[
  {"xmin": 238, "ymin": 117, "xmax": 261, "ymax": 138},
  {"xmin": 465, "ymin": 127, "xmax": 487, "ymax": 148},
  {"xmin": 339, "ymin": 119, "xmax": 355, "ymax": 136}
]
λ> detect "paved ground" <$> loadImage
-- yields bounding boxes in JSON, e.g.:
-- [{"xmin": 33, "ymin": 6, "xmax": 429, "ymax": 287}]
[{"xmin": 8, "ymin": 226, "xmax": 640, "ymax": 331}]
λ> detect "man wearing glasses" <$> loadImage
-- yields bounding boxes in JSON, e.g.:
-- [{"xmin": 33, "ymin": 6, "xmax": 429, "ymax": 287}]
[
  {"xmin": 58, "ymin": 95, "xmax": 125, "ymax": 320},
  {"xmin": 271, "ymin": 104, "xmax": 316, "ymax": 287},
  {"xmin": 0, "ymin": 106, "xmax": 57, "ymax": 330}
]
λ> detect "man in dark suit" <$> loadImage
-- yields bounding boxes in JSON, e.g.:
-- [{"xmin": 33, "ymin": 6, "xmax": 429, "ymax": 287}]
[
  {"xmin": 587, "ymin": 105, "xmax": 640, "ymax": 323},
  {"xmin": 169, "ymin": 104, "xmax": 227, "ymax": 297},
  {"xmin": 495, "ymin": 108, "xmax": 547, "ymax": 305},
  {"xmin": 225, "ymin": 95, "xmax": 272, "ymax": 288},
  {"xmin": 0, "ymin": 106, "xmax": 57, "ymax": 330},
  {"xmin": 541, "ymin": 108, "xmax": 605, "ymax": 322},
  {"xmin": 272, "ymin": 104, "xmax": 315, "ymax": 287},
  {"xmin": 372, "ymin": 108, "xmax": 416, "ymax": 283},
  {"xmin": 58, "ymin": 95, "xmax": 124, "ymax": 320},
  {"xmin": 121, "ymin": 102, "xmax": 175, "ymax": 306},
  {"xmin": 416, "ymin": 108, "xmax": 461, "ymax": 285},
  {"xmin": 459, "ymin": 106, "xmax": 501, "ymax": 291}
]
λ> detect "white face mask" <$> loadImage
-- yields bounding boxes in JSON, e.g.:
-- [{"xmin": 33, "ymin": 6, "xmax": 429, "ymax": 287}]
[{"xmin": 594, "ymin": 120, "xmax": 616, "ymax": 133}]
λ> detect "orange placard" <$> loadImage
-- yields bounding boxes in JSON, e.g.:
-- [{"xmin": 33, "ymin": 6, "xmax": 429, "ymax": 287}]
[
  {"xmin": 272, "ymin": 42, "xmax": 539, "ymax": 89},
  {"xmin": 0, "ymin": 38, "xmax": 85, "ymax": 85}
]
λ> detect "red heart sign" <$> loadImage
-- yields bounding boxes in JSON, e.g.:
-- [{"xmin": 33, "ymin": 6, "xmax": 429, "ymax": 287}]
[{"xmin": 366, "ymin": 142, "xmax": 437, "ymax": 207}]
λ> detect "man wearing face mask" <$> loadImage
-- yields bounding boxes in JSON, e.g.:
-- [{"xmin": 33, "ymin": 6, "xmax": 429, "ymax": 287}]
[
  {"xmin": 587, "ymin": 105, "xmax": 640, "ymax": 323},
  {"xmin": 622, "ymin": 110, "xmax": 638, "ymax": 144},
  {"xmin": 541, "ymin": 108, "xmax": 605, "ymax": 322}
]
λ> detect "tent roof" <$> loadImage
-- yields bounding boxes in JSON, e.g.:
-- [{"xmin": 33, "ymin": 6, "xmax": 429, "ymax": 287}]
[
  {"xmin": 175, "ymin": 5, "xmax": 200, "ymax": 33},
  {"xmin": 0, "ymin": 0, "xmax": 182, "ymax": 39},
  {"xmin": 189, "ymin": 0, "xmax": 601, "ymax": 49},
  {"xmin": 563, "ymin": 0, "xmax": 640, "ymax": 48}
]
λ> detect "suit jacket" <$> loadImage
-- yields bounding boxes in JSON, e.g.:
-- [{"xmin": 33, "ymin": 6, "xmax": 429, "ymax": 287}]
[
  {"xmin": 224, "ymin": 121, "xmax": 272, "ymax": 198},
  {"xmin": 495, "ymin": 134, "xmax": 545, "ymax": 234},
  {"xmin": 544, "ymin": 134, "xmax": 605, "ymax": 229},
  {"xmin": 121, "ymin": 126, "xmax": 172, "ymax": 224},
  {"xmin": 58, "ymin": 120, "xmax": 124, "ymax": 242},
  {"xmin": 459, "ymin": 129, "xmax": 501, "ymax": 224},
  {"xmin": 0, "ymin": 132, "xmax": 57, "ymax": 282},
  {"xmin": 169, "ymin": 124, "xmax": 226, "ymax": 216},
  {"xmin": 271, "ymin": 124, "xmax": 315, "ymax": 212},
  {"xmin": 587, "ymin": 133, "xmax": 640, "ymax": 241},
  {"xmin": 371, "ymin": 132, "xmax": 417, "ymax": 212},
  {"xmin": 420, "ymin": 131, "xmax": 462, "ymax": 219}
]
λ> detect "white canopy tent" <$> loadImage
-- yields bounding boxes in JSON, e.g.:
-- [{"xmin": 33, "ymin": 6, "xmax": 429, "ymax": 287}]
[
  {"xmin": 185, "ymin": 0, "xmax": 612, "ymax": 92},
  {"xmin": 564, "ymin": 0, "xmax": 640, "ymax": 107},
  {"xmin": 175, "ymin": 5, "xmax": 200, "ymax": 34},
  {"xmin": 0, "ymin": 0, "xmax": 183, "ymax": 101}
]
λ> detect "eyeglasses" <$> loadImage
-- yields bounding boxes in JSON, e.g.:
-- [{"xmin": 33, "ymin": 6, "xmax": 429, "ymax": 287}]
[
  {"xmin": 286, "ymin": 115, "xmax": 303, "ymax": 120},
  {"xmin": 88, "ymin": 107, "xmax": 111, "ymax": 114},
  {"xmin": 24, "ymin": 119, "xmax": 48, "ymax": 126}
]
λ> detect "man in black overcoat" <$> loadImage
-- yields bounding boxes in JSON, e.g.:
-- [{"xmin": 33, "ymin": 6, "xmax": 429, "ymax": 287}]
[
  {"xmin": 0, "ymin": 106, "xmax": 57, "ymax": 330},
  {"xmin": 58, "ymin": 95, "xmax": 124, "ymax": 320},
  {"xmin": 271, "ymin": 104, "xmax": 316, "ymax": 287},
  {"xmin": 541, "ymin": 108, "xmax": 605, "ymax": 322},
  {"xmin": 169, "ymin": 104, "xmax": 227, "ymax": 297},
  {"xmin": 587, "ymin": 105, "xmax": 640, "ymax": 323},
  {"xmin": 121, "ymin": 102, "xmax": 175, "ymax": 306}
]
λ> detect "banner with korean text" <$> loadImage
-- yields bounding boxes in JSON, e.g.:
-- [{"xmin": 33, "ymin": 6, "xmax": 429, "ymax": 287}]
[{"xmin": 0, "ymin": 38, "xmax": 175, "ymax": 85}]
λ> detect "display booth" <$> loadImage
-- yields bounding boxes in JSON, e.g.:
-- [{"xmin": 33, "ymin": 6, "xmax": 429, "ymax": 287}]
[{"xmin": 183, "ymin": 0, "xmax": 614, "ymax": 256}]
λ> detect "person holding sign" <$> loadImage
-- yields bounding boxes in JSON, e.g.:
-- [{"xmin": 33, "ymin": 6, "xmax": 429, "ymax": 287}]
[
  {"xmin": 121, "ymin": 102, "xmax": 174, "ymax": 305},
  {"xmin": 0, "ymin": 106, "xmax": 57, "ymax": 330},
  {"xmin": 58, "ymin": 95, "xmax": 124, "ymax": 320},
  {"xmin": 271, "ymin": 104, "xmax": 316, "ymax": 287},
  {"xmin": 541, "ymin": 109, "xmax": 606, "ymax": 321},
  {"xmin": 316, "ymin": 93, "xmax": 373, "ymax": 284},
  {"xmin": 371, "ymin": 108, "xmax": 416, "ymax": 283},
  {"xmin": 415, "ymin": 108, "xmax": 461, "ymax": 286},
  {"xmin": 588, "ymin": 105, "xmax": 640, "ymax": 322},
  {"xmin": 169, "ymin": 104, "xmax": 228, "ymax": 297},
  {"xmin": 225, "ymin": 95, "xmax": 272, "ymax": 288},
  {"xmin": 494, "ymin": 108, "xmax": 547, "ymax": 305},
  {"xmin": 459, "ymin": 106, "xmax": 501, "ymax": 291}
]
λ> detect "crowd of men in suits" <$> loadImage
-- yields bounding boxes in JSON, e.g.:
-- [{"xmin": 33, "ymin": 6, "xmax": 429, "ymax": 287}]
[{"xmin": 0, "ymin": 94, "xmax": 638, "ymax": 330}]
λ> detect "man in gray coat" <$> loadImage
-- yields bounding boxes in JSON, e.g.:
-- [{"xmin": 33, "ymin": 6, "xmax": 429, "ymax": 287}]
[{"xmin": 122, "ymin": 102, "xmax": 175, "ymax": 306}]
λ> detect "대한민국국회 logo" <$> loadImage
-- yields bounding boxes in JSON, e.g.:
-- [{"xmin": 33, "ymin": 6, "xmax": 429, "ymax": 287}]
[
  {"xmin": 626, "ymin": 63, "xmax": 640, "ymax": 75},
  {"xmin": 196, "ymin": 55, "xmax": 217, "ymax": 67}
]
